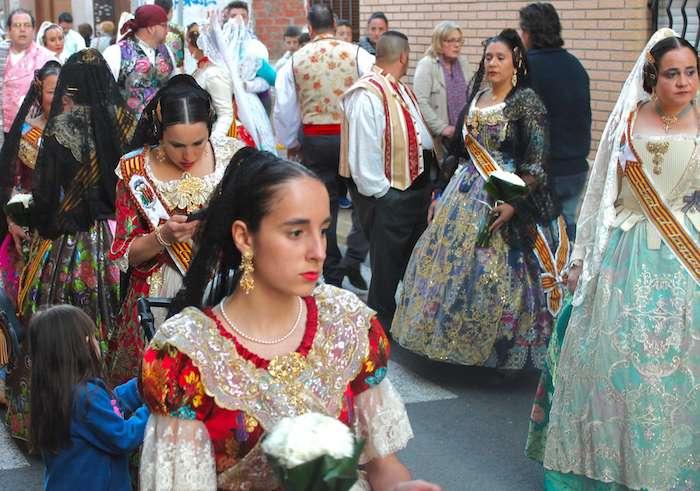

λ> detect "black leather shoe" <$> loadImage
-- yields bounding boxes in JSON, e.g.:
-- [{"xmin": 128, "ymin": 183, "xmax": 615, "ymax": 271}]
[{"xmin": 344, "ymin": 266, "xmax": 368, "ymax": 290}]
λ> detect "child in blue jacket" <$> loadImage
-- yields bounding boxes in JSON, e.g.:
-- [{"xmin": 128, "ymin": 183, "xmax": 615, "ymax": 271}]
[{"xmin": 28, "ymin": 304, "xmax": 149, "ymax": 491}]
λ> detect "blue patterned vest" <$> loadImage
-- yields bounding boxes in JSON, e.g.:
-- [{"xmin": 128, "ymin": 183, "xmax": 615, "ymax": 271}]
[{"xmin": 117, "ymin": 37, "xmax": 173, "ymax": 116}]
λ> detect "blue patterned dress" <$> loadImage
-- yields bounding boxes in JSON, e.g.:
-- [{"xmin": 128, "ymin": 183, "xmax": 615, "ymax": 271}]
[{"xmin": 392, "ymin": 88, "xmax": 561, "ymax": 369}]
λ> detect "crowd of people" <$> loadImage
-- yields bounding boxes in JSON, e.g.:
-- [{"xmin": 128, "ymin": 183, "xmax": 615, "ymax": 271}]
[{"xmin": 0, "ymin": 1, "xmax": 695, "ymax": 490}]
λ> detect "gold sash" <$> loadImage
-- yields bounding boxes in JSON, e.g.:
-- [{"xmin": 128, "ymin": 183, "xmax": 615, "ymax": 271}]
[
  {"xmin": 464, "ymin": 132, "xmax": 570, "ymax": 316},
  {"xmin": 120, "ymin": 150, "xmax": 193, "ymax": 275},
  {"xmin": 17, "ymin": 238, "xmax": 52, "ymax": 312},
  {"xmin": 624, "ymin": 113, "xmax": 700, "ymax": 284}
]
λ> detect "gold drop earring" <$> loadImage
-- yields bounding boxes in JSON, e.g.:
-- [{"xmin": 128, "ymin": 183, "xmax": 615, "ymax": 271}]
[
  {"xmin": 239, "ymin": 251, "xmax": 255, "ymax": 294},
  {"xmin": 511, "ymin": 72, "xmax": 517, "ymax": 87}
]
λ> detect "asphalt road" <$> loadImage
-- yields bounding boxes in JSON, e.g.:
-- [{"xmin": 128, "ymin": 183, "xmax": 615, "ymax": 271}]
[{"xmin": 0, "ymin": 209, "xmax": 544, "ymax": 490}]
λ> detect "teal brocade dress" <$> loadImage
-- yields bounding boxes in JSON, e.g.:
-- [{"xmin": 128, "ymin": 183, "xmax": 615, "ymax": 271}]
[
  {"xmin": 541, "ymin": 132, "xmax": 699, "ymax": 490},
  {"xmin": 392, "ymin": 88, "xmax": 562, "ymax": 369}
]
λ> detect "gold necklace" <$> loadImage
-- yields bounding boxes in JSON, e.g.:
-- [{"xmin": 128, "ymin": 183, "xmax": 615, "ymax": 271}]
[{"xmin": 655, "ymin": 101, "xmax": 693, "ymax": 133}]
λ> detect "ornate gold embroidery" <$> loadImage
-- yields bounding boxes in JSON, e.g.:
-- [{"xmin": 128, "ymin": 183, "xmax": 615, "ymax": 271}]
[
  {"xmin": 267, "ymin": 352, "xmax": 308, "ymax": 413},
  {"xmin": 645, "ymin": 141, "xmax": 669, "ymax": 175}
]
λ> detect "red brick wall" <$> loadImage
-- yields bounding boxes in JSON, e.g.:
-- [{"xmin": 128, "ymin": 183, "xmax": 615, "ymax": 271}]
[
  {"xmin": 358, "ymin": 0, "xmax": 651, "ymax": 155},
  {"xmin": 253, "ymin": 0, "xmax": 307, "ymax": 60}
]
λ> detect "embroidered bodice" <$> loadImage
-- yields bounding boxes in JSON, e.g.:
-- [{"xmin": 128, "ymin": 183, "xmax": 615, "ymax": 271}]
[
  {"xmin": 617, "ymin": 134, "xmax": 700, "ymax": 248},
  {"xmin": 139, "ymin": 285, "xmax": 412, "ymax": 490}
]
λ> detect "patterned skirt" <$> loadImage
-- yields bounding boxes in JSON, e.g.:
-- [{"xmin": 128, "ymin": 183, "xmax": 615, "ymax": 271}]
[
  {"xmin": 391, "ymin": 165, "xmax": 554, "ymax": 369},
  {"xmin": 542, "ymin": 220, "xmax": 699, "ymax": 490},
  {"xmin": 5, "ymin": 221, "xmax": 120, "ymax": 440}
]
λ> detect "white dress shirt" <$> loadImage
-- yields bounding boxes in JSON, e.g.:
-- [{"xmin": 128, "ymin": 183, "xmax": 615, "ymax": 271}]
[
  {"xmin": 273, "ymin": 46, "xmax": 375, "ymax": 149},
  {"xmin": 341, "ymin": 78, "xmax": 433, "ymax": 198},
  {"xmin": 102, "ymin": 36, "xmax": 176, "ymax": 82}
]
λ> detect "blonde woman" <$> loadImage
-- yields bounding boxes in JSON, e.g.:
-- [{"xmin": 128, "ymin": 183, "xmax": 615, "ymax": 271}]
[{"xmin": 413, "ymin": 21, "xmax": 471, "ymax": 160}]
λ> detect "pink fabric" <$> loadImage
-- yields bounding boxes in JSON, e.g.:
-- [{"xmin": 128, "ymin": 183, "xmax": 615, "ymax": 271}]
[
  {"xmin": 0, "ymin": 235, "xmax": 20, "ymax": 307},
  {"xmin": 2, "ymin": 42, "xmax": 56, "ymax": 132}
]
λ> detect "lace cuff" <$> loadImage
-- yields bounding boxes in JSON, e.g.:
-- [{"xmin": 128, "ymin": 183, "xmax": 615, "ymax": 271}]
[
  {"xmin": 354, "ymin": 377, "xmax": 414, "ymax": 465},
  {"xmin": 140, "ymin": 414, "xmax": 217, "ymax": 491}
]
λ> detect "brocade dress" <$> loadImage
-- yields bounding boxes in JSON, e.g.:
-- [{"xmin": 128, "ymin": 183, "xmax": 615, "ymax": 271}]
[
  {"xmin": 542, "ymin": 117, "xmax": 699, "ymax": 490},
  {"xmin": 139, "ymin": 285, "xmax": 413, "ymax": 490},
  {"xmin": 106, "ymin": 135, "xmax": 243, "ymax": 386},
  {"xmin": 392, "ymin": 88, "xmax": 561, "ymax": 369}
]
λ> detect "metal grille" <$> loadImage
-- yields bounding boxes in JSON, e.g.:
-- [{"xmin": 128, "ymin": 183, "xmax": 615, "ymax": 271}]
[
  {"xmin": 311, "ymin": 0, "xmax": 361, "ymax": 42},
  {"xmin": 649, "ymin": 0, "xmax": 700, "ymax": 48}
]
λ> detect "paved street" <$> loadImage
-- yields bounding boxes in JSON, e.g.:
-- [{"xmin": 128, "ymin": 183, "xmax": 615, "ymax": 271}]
[{"xmin": 0, "ymin": 209, "xmax": 543, "ymax": 490}]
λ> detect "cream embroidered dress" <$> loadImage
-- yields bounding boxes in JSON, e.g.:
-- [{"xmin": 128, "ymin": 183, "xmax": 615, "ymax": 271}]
[
  {"xmin": 139, "ymin": 285, "xmax": 413, "ymax": 490},
  {"xmin": 542, "ymin": 117, "xmax": 700, "ymax": 489},
  {"xmin": 106, "ymin": 135, "xmax": 243, "ymax": 385}
]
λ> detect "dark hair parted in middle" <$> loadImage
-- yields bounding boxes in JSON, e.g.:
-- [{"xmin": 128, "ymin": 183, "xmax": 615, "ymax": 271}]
[
  {"xmin": 129, "ymin": 74, "xmax": 215, "ymax": 149},
  {"xmin": 642, "ymin": 36, "xmax": 700, "ymax": 94},
  {"xmin": 465, "ymin": 28, "xmax": 531, "ymax": 112},
  {"xmin": 169, "ymin": 148, "xmax": 320, "ymax": 315},
  {"xmin": 519, "ymin": 3, "xmax": 563, "ymax": 49}
]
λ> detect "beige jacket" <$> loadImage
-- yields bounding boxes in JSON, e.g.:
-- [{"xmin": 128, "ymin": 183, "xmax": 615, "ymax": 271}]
[{"xmin": 413, "ymin": 54, "xmax": 471, "ymax": 160}]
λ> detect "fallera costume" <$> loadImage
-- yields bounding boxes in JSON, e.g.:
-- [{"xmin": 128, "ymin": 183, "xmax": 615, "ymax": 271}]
[
  {"xmin": 106, "ymin": 135, "xmax": 244, "ymax": 385},
  {"xmin": 542, "ymin": 29, "xmax": 699, "ymax": 490},
  {"xmin": 139, "ymin": 285, "xmax": 413, "ymax": 490},
  {"xmin": 5, "ymin": 49, "xmax": 137, "ymax": 441},
  {"xmin": 392, "ymin": 87, "xmax": 564, "ymax": 369}
]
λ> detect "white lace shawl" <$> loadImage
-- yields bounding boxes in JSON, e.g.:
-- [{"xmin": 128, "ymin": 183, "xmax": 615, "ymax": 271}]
[
  {"xmin": 195, "ymin": 18, "xmax": 276, "ymax": 153},
  {"xmin": 571, "ymin": 28, "xmax": 677, "ymax": 306},
  {"xmin": 139, "ymin": 377, "xmax": 413, "ymax": 491}
]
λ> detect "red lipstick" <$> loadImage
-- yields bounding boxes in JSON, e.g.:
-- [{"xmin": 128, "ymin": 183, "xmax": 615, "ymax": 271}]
[{"xmin": 301, "ymin": 272, "xmax": 320, "ymax": 282}]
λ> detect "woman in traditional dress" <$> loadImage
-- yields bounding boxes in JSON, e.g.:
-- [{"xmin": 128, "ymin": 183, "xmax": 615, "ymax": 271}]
[
  {"xmin": 185, "ymin": 22, "xmax": 255, "ymax": 146},
  {"xmin": 392, "ymin": 29, "xmax": 564, "ymax": 371},
  {"xmin": 5, "ymin": 48, "xmax": 137, "ymax": 442},
  {"xmin": 542, "ymin": 29, "xmax": 699, "ymax": 490},
  {"xmin": 0, "ymin": 61, "xmax": 60, "ymax": 407},
  {"xmin": 0, "ymin": 60, "xmax": 61, "ymax": 308},
  {"xmin": 36, "ymin": 22, "xmax": 66, "ymax": 63},
  {"xmin": 106, "ymin": 75, "xmax": 245, "ymax": 385},
  {"xmin": 139, "ymin": 148, "xmax": 439, "ymax": 491}
]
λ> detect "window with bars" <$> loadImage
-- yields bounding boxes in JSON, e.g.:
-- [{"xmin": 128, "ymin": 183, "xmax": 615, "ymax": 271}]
[
  {"xmin": 649, "ymin": 0, "xmax": 700, "ymax": 48},
  {"xmin": 310, "ymin": 0, "xmax": 361, "ymax": 42}
]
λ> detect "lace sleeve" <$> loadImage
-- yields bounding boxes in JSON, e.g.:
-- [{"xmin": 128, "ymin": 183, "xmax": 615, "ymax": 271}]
[
  {"xmin": 353, "ymin": 377, "xmax": 414, "ymax": 465},
  {"xmin": 139, "ymin": 414, "xmax": 217, "ymax": 491}
]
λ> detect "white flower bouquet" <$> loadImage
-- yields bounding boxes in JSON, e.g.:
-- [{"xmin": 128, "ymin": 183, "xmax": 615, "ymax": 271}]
[
  {"xmin": 4, "ymin": 193, "xmax": 33, "ymax": 228},
  {"xmin": 476, "ymin": 170, "xmax": 528, "ymax": 247},
  {"xmin": 262, "ymin": 412, "xmax": 364, "ymax": 491}
]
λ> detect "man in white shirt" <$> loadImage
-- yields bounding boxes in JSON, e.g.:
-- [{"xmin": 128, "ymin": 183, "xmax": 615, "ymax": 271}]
[
  {"xmin": 57, "ymin": 12, "xmax": 86, "ymax": 58},
  {"xmin": 340, "ymin": 31, "xmax": 435, "ymax": 328},
  {"xmin": 273, "ymin": 4, "xmax": 374, "ymax": 287},
  {"xmin": 102, "ymin": 4, "xmax": 175, "ymax": 118}
]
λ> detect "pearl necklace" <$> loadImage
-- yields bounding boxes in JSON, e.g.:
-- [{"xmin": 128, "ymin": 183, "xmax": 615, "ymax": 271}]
[{"xmin": 217, "ymin": 297, "xmax": 303, "ymax": 345}]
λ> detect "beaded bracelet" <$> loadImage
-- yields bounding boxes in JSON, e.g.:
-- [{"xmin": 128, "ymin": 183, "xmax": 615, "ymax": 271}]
[{"xmin": 155, "ymin": 225, "xmax": 173, "ymax": 248}]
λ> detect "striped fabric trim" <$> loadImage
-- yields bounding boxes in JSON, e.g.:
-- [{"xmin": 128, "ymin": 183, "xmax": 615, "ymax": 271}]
[
  {"xmin": 119, "ymin": 150, "xmax": 192, "ymax": 274},
  {"xmin": 465, "ymin": 132, "xmax": 569, "ymax": 316},
  {"xmin": 17, "ymin": 239, "xmax": 52, "ymax": 311},
  {"xmin": 624, "ymin": 114, "xmax": 700, "ymax": 283}
]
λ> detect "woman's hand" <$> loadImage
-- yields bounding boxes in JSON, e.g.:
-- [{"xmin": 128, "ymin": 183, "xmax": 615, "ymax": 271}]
[
  {"xmin": 427, "ymin": 199, "xmax": 439, "ymax": 223},
  {"xmin": 391, "ymin": 481, "xmax": 442, "ymax": 491},
  {"xmin": 7, "ymin": 219, "xmax": 28, "ymax": 255},
  {"xmin": 566, "ymin": 263, "xmax": 582, "ymax": 293},
  {"xmin": 160, "ymin": 214, "xmax": 199, "ymax": 244},
  {"xmin": 489, "ymin": 203, "xmax": 515, "ymax": 233}
]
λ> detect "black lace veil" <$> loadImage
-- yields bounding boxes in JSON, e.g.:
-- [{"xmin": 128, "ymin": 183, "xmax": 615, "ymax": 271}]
[
  {"xmin": 31, "ymin": 49, "xmax": 137, "ymax": 239},
  {"xmin": 0, "ymin": 61, "xmax": 61, "ymax": 230}
]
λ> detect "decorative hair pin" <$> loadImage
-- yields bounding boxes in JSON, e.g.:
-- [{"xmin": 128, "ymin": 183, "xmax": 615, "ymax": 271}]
[
  {"xmin": 646, "ymin": 51, "xmax": 655, "ymax": 65},
  {"xmin": 155, "ymin": 100, "xmax": 162, "ymax": 123}
]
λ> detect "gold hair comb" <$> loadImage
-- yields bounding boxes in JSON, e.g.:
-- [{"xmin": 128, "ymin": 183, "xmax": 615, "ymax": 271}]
[{"xmin": 646, "ymin": 51, "xmax": 655, "ymax": 65}]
